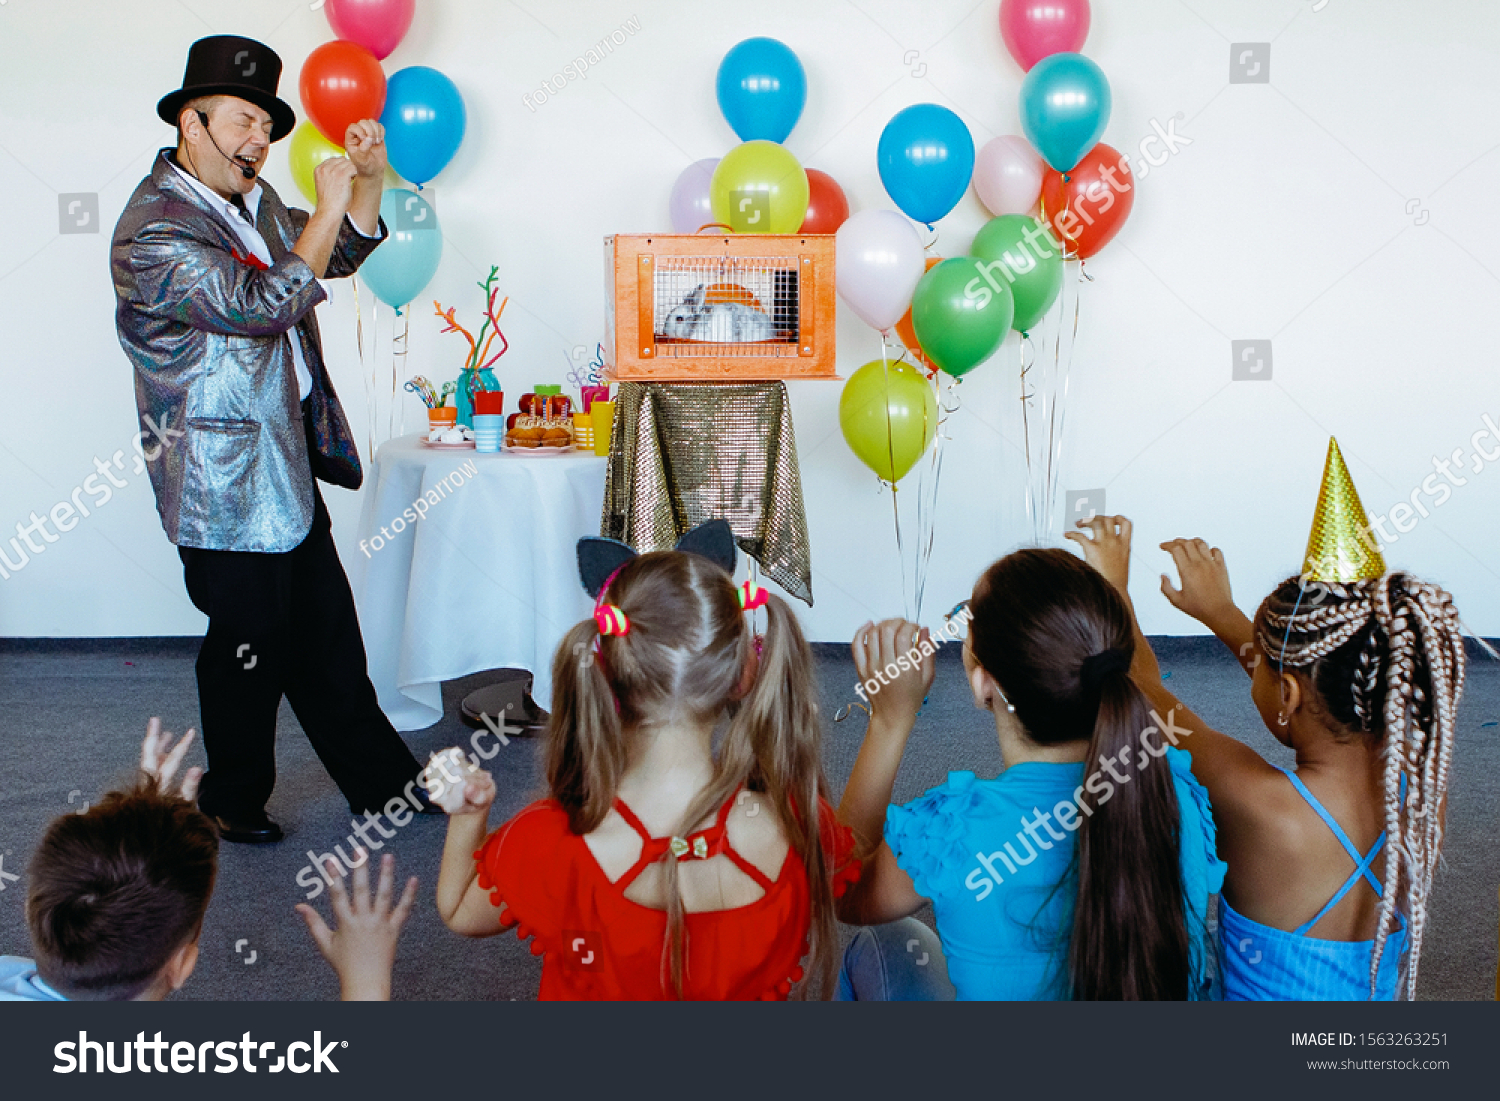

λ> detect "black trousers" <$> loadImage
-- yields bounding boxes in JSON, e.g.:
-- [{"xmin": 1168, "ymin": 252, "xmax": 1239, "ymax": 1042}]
[{"xmin": 178, "ymin": 489, "xmax": 423, "ymax": 818}]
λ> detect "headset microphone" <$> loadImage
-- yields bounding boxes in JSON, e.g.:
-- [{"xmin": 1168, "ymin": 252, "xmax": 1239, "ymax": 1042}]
[{"xmin": 197, "ymin": 110, "xmax": 255, "ymax": 180}]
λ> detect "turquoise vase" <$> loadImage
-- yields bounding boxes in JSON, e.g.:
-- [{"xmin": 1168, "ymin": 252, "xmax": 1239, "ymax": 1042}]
[{"xmin": 455, "ymin": 368, "xmax": 499, "ymax": 428}]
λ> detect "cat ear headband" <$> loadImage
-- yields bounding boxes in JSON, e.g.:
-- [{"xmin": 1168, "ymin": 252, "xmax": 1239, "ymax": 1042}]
[{"xmin": 577, "ymin": 519, "xmax": 745, "ymax": 636}]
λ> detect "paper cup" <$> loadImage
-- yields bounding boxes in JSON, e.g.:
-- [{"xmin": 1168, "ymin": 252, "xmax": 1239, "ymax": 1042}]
[{"xmin": 591, "ymin": 401, "xmax": 615, "ymax": 457}]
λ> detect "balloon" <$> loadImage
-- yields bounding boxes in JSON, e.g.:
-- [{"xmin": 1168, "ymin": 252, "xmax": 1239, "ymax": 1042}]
[
  {"xmin": 1040, "ymin": 142, "xmax": 1135, "ymax": 258},
  {"xmin": 999, "ymin": 0, "xmax": 1091, "ymax": 71},
  {"xmin": 669, "ymin": 158, "xmax": 720, "ymax": 234},
  {"xmin": 800, "ymin": 169, "xmax": 850, "ymax": 234},
  {"xmin": 911, "ymin": 258, "xmax": 1013, "ymax": 378},
  {"xmin": 895, "ymin": 257, "xmax": 944, "ymax": 372},
  {"xmin": 381, "ymin": 66, "xmax": 466, "ymax": 185},
  {"xmin": 325, "ymin": 0, "xmax": 415, "ymax": 61},
  {"xmin": 973, "ymin": 135, "xmax": 1045, "ymax": 217},
  {"xmin": 839, "ymin": 359, "xmax": 938, "ymax": 483},
  {"xmin": 878, "ymin": 104, "xmax": 975, "ymax": 225},
  {"xmin": 971, "ymin": 215, "xmax": 1063, "ymax": 332},
  {"xmin": 834, "ymin": 210, "xmax": 927, "ymax": 332},
  {"xmin": 360, "ymin": 188, "xmax": 443, "ymax": 308},
  {"xmin": 287, "ymin": 121, "xmax": 346, "ymax": 206},
  {"xmin": 300, "ymin": 40, "xmax": 386, "ymax": 146},
  {"xmin": 710, "ymin": 141, "xmax": 809, "ymax": 234},
  {"xmin": 716, "ymin": 37, "xmax": 807, "ymax": 144},
  {"xmin": 1020, "ymin": 52, "xmax": 1111, "ymax": 173}
]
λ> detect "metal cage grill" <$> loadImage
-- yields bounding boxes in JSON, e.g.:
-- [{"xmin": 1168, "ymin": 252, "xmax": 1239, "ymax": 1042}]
[{"xmin": 607, "ymin": 234, "xmax": 837, "ymax": 381}]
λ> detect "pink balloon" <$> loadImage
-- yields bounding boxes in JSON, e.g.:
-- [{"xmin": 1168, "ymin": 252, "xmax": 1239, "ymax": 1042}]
[
  {"xmin": 669, "ymin": 158, "xmax": 720, "ymax": 234},
  {"xmin": 326, "ymin": 0, "xmax": 416, "ymax": 62},
  {"xmin": 973, "ymin": 135, "xmax": 1045, "ymax": 217},
  {"xmin": 999, "ymin": 0, "xmax": 1091, "ymax": 71},
  {"xmin": 835, "ymin": 210, "xmax": 927, "ymax": 332}
]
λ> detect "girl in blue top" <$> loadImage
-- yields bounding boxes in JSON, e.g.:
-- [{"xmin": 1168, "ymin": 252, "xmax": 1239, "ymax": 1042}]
[
  {"xmin": 836, "ymin": 547, "xmax": 1225, "ymax": 1000},
  {"xmin": 1073, "ymin": 516, "xmax": 1467, "ymax": 1001}
]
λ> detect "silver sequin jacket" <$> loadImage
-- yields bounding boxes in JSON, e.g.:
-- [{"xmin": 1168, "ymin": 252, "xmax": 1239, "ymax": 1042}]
[{"xmin": 111, "ymin": 149, "xmax": 387, "ymax": 552}]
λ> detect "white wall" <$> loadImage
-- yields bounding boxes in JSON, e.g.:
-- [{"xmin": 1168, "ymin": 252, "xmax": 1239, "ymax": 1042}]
[{"xmin": 2, "ymin": 0, "xmax": 1497, "ymax": 641}]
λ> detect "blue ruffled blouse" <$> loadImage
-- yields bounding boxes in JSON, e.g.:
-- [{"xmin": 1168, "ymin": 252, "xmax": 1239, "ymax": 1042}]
[{"xmin": 884, "ymin": 746, "xmax": 1225, "ymax": 1000}]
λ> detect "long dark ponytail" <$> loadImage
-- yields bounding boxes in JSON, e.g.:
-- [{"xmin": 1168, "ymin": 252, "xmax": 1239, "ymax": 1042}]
[{"xmin": 969, "ymin": 548, "xmax": 1190, "ymax": 1000}]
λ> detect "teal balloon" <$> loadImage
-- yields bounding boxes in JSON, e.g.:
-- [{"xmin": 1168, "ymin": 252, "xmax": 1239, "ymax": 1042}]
[
  {"xmin": 911, "ymin": 258, "xmax": 1013, "ymax": 378},
  {"xmin": 971, "ymin": 215, "xmax": 1063, "ymax": 332},
  {"xmin": 361, "ymin": 188, "xmax": 443, "ymax": 309},
  {"xmin": 1020, "ymin": 52, "xmax": 1111, "ymax": 172}
]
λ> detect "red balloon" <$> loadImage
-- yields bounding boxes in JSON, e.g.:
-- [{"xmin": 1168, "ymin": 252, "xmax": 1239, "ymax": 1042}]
[
  {"xmin": 300, "ymin": 41, "xmax": 386, "ymax": 146},
  {"xmin": 799, "ymin": 169, "xmax": 850, "ymax": 234},
  {"xmin": 1040, "ymin": 143, "xmax": 1134, "ymax": 259},
  {"xmin": 896, "ymin": 256, "xmax": 944, "ymax": 374}
]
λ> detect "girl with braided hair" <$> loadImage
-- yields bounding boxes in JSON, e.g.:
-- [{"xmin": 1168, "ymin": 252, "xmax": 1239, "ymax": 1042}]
[{"xmin": 1070, "ymin": 510, "xmax": 1467, "ymax": 1001}]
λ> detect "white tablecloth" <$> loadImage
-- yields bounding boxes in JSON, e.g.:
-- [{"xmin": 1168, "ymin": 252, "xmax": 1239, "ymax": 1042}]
[{"xmin": 351, "ymin": 435, "xmax": 607, "ymax": 731}]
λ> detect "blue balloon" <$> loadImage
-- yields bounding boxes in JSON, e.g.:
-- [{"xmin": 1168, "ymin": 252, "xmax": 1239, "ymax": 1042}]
[
  {"xmin": 381, "ymin": 66, "xmax": 466, "ymax": 186},
  {"xmin": 1020, "ymin": 53, "xmax": 1111, "ymax": 173},
  {"xmin": 361, "ymin": 189, "xmax": 443, "ymax": 309},
  {"xmin": 877, "ymin": 104, "xmax": 975, "ymax": 226},
  {"xmin": 716, "ymin": 37, "xmax": 806, "ymax": 143}
]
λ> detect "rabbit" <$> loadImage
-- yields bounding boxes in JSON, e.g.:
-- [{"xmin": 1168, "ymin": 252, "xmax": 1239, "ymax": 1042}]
[{"xmin": 661, "ymin": 285, "xmax": 775, "ymax": 342}]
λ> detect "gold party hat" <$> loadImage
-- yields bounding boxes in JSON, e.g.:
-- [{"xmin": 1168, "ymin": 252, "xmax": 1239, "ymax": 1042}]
[{"xmin": 1302, "ymin": 438, "xmax": 1387, "ymax": 582}]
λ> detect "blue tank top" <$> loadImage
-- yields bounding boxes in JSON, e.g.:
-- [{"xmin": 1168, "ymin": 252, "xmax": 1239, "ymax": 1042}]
[{"xmin": 1220, "ymin": 766, "xmax": 1406, "ymax": 1001}]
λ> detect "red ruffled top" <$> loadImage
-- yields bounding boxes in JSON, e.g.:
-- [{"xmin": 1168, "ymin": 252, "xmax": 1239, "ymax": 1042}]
[{"xmin": 473, "ymin": 788, "xmax": 860, "ymax": 1001}]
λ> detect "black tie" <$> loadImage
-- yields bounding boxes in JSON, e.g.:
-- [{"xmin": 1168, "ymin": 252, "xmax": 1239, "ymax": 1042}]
[{"xmin": 229, "ymin": 193, "xmax": 253, "ymax": 224}]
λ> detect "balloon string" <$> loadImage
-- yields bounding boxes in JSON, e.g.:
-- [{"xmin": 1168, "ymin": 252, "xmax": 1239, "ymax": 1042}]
[
  {"xmin": 1019, "ymin": 332, "xmax": 1040, "ymax": 544},
  {"xmin": 390, "ymin": 310, "xmax": 410, "ymax": 447},
  {"xmin": 913, "ymin": 373, "xmax": 952, "ymax": 621},
  {"xmin": 1045, "ymin": 260, "xmax": 1084, "ymax": 541},
  {"xmin": 879, "ymin": 330, "xmax": 913, "ymax": 621},
  {"xmin": 354, "ymin": 278, "xmax": 373, "ymax": 462},
  {"xmin": 370, "ymin": 293, "xmax": 380, "ymax": 461}
]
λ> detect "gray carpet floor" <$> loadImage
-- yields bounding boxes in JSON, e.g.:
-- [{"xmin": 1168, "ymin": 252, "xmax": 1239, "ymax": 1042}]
[{"xmin": 1, "ymin": 637, "xmax": 1495, "ymax": 1000}]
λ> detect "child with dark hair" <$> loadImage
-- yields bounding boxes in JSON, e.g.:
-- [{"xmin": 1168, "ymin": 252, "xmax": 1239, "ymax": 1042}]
[
  {"xmin": 1077, "ymin": 499, "xmax": 1467, "ymax": 1000},
  {"xmin": 1, "ymin": 720, "xmax": 417, "ymax": 1002},
  {"xmin": 433, "ymin": 522, "xmax": 860, "ymax": 1000},
  {"xmin": 837, "ymin": 548, "xmax": 1225, "ymax": 1000}
]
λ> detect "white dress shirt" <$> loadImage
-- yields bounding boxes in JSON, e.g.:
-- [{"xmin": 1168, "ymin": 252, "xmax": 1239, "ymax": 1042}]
[{"xmin": 168, "ymin": 157, "xmax": 376, "ymax": 401}]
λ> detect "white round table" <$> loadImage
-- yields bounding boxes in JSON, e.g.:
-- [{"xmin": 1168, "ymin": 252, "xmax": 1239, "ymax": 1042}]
[{"xmin": 351, "ymin": 434, "xmax": 607, "ymax": 731}]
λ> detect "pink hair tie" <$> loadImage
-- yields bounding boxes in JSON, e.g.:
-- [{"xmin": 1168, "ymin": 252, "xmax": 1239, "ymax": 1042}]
[
  {"xmin": 594, "ymin": 604, "xmax": 630, "ymax": 636},
  {"xmin": 738, "ymin": 579, "xmax": 770, "ymax": 612}
]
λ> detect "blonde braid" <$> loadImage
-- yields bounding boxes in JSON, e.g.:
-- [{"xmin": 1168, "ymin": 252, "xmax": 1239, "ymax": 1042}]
[{"xmin": 1258, "ymin": 572, "xmax": 1467, "ymax": 999}]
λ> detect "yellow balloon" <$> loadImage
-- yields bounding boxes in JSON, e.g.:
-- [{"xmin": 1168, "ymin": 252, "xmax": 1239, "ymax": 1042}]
[
  {"xmin": 287, "ymin": 121, "xmax": 346, "ymax": 205},
  {"xmin": 839, "ymin": 359, "xmax": 938, "ymax": 483},
  {"xmin": 710, "ymin": 140, "xmax": 809, "ymax": 234}
]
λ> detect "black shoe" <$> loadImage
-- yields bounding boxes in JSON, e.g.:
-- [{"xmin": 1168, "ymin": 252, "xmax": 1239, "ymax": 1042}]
[{"xmin": 208, "ymin": 812, "xmax": 284, "ymax": 844}]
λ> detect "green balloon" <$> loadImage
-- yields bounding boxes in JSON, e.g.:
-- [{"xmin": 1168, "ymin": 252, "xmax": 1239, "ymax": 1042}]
[
  {"xmin": 839, "ymin": 359, "xmax": 938, "ymax": 483},
  {"xmin": 970, "ymin": 215, "xmax": 1063, "ymax": 333},
  {"xmin": 911, "ymin": 257, "xmax": 1014, "ymax": 378}
]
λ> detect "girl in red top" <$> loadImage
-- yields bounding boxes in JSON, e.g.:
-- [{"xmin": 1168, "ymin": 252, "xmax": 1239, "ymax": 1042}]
[{"xmin": 433, "ymin": 521, "xmax": 858, "ymax": 999}]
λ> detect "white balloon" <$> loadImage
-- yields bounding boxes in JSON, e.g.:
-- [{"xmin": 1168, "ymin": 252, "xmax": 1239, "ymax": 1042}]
[
  {"xmin": 973, "ymin": 135, "xmax": 1045, "ymax": 217},
  {"xmin": 835, "ymin": 210, "xmax": 927, "ymax": 332},
  {"xmin": 669, "ymin": 158, "xmax": 720, "ymax": 234}
]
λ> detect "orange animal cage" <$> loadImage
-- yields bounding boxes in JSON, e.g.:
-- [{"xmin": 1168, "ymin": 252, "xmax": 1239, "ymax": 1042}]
[{"xmin": 605, "ymin": 233, "xmax": 838, "ymax": 382}]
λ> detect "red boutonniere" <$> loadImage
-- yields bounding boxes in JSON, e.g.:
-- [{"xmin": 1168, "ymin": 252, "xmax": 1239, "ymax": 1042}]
[{"xmin": 230, "ymin": 246, "xmax": 269, "ymax": 272}]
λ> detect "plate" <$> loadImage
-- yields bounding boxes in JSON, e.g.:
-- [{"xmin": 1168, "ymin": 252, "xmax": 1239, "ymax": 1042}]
[
  {"xmin": 422, "ymin": 438, "xmax": 475, "ymax": 449},
  {"xmin": 502, "ymin": 443, "xmax": 574, "ymax": 455}
]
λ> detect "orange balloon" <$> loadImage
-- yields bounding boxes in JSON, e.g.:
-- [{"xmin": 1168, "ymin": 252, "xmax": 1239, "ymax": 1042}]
[
  {"xmin": 799, "ymin": 169, "xmax": 850, "ymax": 234},
  {"xmin": 300, "ymin": 40, "xmax": 386, "ymax": 146},
  {"xmin": 896, "ymin": 256, "xmax": 944, "ymax": 372}
]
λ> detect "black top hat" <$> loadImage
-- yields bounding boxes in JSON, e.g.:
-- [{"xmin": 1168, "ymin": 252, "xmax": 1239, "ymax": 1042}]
[{"xmin": 157, "ymin": 35, "xmax": 296, "ymax": 142}]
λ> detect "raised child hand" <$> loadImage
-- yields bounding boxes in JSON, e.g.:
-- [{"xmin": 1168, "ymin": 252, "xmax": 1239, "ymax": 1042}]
[
  {"xmin": 852, "ymin": 618, "xmax": 936, "ymax": 728},
  {"xmin": 296, "ymin": 853, "xmax": 418, "ymax": 1001},
  {"xmin": 139, "ymin": 716, "xmax": 202, "ymax": 802},
  {"xmin": 1064, "ymin": 514, "xmax": 1133, "ymax": 593},
  {"xmin": 1159, "ymin": 538, "xmax": 1239, "ymax": 628},
  {"xmin": 422, "ymin": 747, "xmax": 496, "ymax": 816}
]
